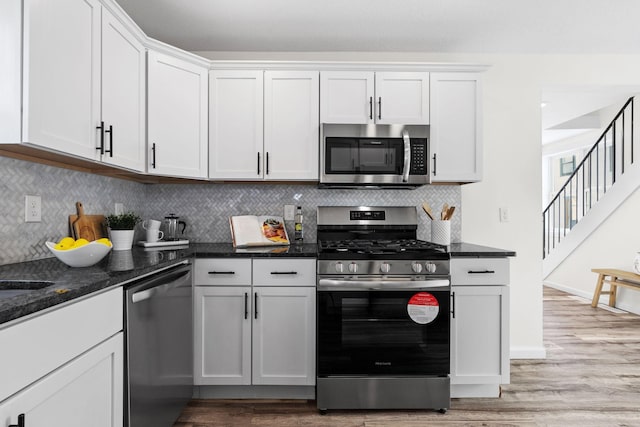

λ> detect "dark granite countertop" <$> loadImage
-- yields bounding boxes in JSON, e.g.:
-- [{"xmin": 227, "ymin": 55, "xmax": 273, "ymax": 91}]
[
  {"xmin": 0, "ymin": 241, "xmax": 510, "ymax": 326},
  {"xmin": 448, "ymin": 242, "xmax": 516, "ymax": 257}
]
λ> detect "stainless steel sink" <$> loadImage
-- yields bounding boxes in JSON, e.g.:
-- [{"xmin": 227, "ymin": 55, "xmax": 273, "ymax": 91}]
[{"xmin": 0, "ymin": 280, "xmax": 55, "ymax": 299}]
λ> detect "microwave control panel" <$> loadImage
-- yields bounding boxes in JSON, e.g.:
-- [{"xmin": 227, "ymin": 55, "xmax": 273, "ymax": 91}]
[{"xmin": 410, "ymin": 140, "xmax": 428, "ymax": 175}]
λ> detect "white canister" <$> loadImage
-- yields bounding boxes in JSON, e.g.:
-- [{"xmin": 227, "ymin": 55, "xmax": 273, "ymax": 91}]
[{"xmin": 431, "ymin": 220, "xmax": 451, "ymax": 246}]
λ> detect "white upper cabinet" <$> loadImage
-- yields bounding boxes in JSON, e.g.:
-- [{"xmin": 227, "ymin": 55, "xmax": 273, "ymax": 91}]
[
  {"xmin": 264, "ymin": 71, "xmax": 319, "ymax": 181},
  {"xmin": 320, "ymin": 71, "xmax": 374, "ymax": 124},
  {"xmin": 430, "ymin": 72, "xmax": 482, "ymax": 183},
  {"xmin": 209, "ymin": 70, "xmax": 319, "ymax": 181},
  {"xmin": 209, "ymin": 70, "xmax": 264, "ymax": 180},
  {"xmin": 375, "ymin": 72, "xmax": 430, "ymax": 125},
  {"xmin": 148, "ymin": 51, "xmax": 208, "ymax": 179},
  {"xmin": 100, "ymin": 8, "xmax": 146, "ymax": 172},
  {"xmin": 21, "ymin": 0, "xmax": 102, "ymax": 159},
  {"xmin": 2, "ymin": 0, "xmax": 146, "ymax": 172},
  {"xmin": 320, "ymin": 71, "xmax": 429, "ymax": 125}
]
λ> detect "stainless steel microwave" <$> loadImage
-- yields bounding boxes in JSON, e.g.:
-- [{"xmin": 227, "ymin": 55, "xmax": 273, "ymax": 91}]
[{"xmin": 320, "ymin": 131, "xmax": 429, "ymax": 188}]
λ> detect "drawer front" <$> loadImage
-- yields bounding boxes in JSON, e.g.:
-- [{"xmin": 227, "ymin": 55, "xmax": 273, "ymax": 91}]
[
  {"xmin": 0, "ymin": 287, "xmax": 123, "ymax": 403},
  {"xmin": 253, "ymin": 258, "xmax": 316, "ymax": 286},
  {"xmin": 194, "ymin": 258, "xmax": 252, "ymax": 286},
  {"xmin": 450, "ymin": 258, "xmax": 510, "ymax": 286}
]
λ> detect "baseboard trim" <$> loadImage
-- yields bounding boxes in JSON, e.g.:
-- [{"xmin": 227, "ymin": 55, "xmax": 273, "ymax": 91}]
[{"xmin": 510, "ymin": 346, "xmax": 547, "ymax": 359}]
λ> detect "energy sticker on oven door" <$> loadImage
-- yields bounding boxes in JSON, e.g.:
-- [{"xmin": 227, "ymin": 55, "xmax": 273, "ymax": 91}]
[{"xmin": 407, "ymin": 292, "xmax": 439, "ymax": 324}]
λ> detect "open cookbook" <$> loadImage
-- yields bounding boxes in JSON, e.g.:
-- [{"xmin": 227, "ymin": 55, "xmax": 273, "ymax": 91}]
[{"xmin": 229, "ymin": 215, "xmax": 290, "ymax": 248}]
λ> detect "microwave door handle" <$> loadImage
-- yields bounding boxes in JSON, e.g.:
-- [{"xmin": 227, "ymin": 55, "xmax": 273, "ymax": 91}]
[{"xmin": 402, "ymin": 130, "xmax": 411, "ymax": 183}]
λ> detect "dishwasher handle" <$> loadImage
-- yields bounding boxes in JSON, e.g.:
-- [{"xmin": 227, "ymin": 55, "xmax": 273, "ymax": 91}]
[{"xmin": 130, "ymin": 264, "xmax": 191, "ymax": 304}]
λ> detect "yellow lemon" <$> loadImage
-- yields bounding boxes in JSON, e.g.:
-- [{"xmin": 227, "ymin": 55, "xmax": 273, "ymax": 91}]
[
  {"xmin": 73, "ymin": 238, "xmax": 89, "ymax": 248},
  {"xmin": 96, "ymin": 238, "xmax": 111, "ymax": 247},
  {"xmin": 56, "ymin": 237, "xmax": 75, "ymax": 250}
]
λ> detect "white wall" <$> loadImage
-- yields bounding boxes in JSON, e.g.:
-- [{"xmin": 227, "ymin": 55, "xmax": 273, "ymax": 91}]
[{"xmin": 198, "ymin": 51, "xmax": 640, "ymax": 358}]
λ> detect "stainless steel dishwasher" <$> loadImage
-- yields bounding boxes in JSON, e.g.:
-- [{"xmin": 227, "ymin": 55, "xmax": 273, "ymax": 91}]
[{"xmin": 125, "ymin": 261, "xmax": 193, "ymax": 427}]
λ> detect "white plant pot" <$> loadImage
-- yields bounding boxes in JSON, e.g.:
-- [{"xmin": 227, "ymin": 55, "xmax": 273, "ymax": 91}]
[
  {"xmin": 634, "ymin": 252, "xmax": 640, "ymax": 275},
  {"xmin": 108, "ymin": 229, "xmax": 135, "ymax": 251}
]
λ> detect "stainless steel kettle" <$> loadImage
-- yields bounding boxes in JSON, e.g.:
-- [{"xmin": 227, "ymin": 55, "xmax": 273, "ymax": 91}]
[{"xmin": 164, "ymin": 214, "xmax": 187, "ymax": 241}]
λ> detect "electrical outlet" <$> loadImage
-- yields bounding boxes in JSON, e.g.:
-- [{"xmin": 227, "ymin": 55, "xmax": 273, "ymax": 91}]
[
  {"xmin": 25, "ymin": 195, "xmax": 42, "ymax": 222},
  {"xmin": 115, "ymin": 203, "xmax": 124, "ymax": 215},
  {"xmin": 499, "ymin": 207, "xmax": 510, "ymax": 223},
  {"xmin": 284, "ymin": 204, "xmax": 295, "ymax": 221}
]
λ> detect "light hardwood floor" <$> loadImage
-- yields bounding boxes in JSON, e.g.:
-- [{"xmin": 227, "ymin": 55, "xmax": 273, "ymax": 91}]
[{"xmin": 175, "ymin": 287, "xmax": 640, "ymax": 426}]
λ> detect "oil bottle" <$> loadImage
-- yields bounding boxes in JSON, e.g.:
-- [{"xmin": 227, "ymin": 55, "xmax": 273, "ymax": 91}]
[{"xmin": 294, "ymin": 206, "xmax": 304, "ymax": 242}]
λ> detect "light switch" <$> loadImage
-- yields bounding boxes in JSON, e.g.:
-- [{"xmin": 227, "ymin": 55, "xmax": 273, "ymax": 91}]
[
  {"xmin": 499, "ymin": 207, "xmax": 509, "ymax": 223},
  {"xmin": 284, "ymin": 204, "xmax": 295, "ymax": 221}
]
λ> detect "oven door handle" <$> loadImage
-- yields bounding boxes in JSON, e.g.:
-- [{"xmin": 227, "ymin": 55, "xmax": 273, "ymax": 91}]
[
  {"xmin": 318, "ymin": 278, "xmax": 449, "ymax": 291},
  {"xmin": 401, "ymin": 129, "xmax": 411, "ymax": 183}
]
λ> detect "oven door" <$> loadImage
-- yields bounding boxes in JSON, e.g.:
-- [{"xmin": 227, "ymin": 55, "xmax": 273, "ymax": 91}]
[{"xmin": 317, "ymin": 281, "xmax": 450, "ymax": 377}]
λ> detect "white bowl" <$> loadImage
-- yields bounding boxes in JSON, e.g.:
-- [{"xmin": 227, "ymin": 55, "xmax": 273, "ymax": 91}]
[{"xmin": 45, "ymin": 241, "xmax": 112, "ymax": 267}]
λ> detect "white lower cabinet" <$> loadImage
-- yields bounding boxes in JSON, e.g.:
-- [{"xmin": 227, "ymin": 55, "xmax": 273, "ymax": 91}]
[
  {"xmin": 194, "ymin": 258, "xmax": 316, "ymax": 389},
  {"xmin": 252, "ymin": 286, "xmax": 315, "ymax": 386},
  {"xmin": 0, "ymin": 333, "xmax": 123, "ymax": 427},
  {"xmin": 450, "ymin": 258, "xmax": 510, "ymax": 398},
  {"xmin": 194, "ymin": 285, "xmax": 252, "ymax": 385},
  {"xmin": 0, "ymin": 288, "xmax": 124, "ymax": 426}
]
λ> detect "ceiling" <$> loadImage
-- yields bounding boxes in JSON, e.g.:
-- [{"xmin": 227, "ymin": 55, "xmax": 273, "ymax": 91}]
[
  {"xmin": 115, "ymin": 0, "xmax": 640, "ymax": 54},
  {"xmin": 115, "ymin": 0, "xmax": 640, "ymax": 150}
]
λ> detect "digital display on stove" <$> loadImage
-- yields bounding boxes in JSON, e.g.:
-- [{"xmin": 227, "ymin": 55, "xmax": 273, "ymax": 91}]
[{"xmin": 350, "ymin": 210, "xmax": 386, "ymax": 221}]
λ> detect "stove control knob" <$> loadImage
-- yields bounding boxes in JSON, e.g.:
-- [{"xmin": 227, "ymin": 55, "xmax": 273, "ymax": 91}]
[
  {"xmin": 380, "ymin": 262, "xmax": 391, "ymax": 273},
  {"xmin": 425, "ymin": 262, "xmax": 437, "ymax": 273},
  {"xmin": 411, "ymin": 262, "xmax": 423, "ymax": 273},
  {"xmin": 348, "ymin": 262, "xmax": 358, "ymax": 274},
  {"xmin": 334, "ymin": 262, "xmax": 344, "ymax": 273}
]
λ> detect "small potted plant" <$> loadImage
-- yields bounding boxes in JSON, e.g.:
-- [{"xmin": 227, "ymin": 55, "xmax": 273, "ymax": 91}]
[{"xmin": 105, "ymin": 212, "xmax": 141, "ymax": 251}]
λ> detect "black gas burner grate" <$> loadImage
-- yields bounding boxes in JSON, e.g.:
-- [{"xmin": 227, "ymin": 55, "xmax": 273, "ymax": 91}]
[{"xmin": 318, "ymin": 239, "xmax": 447, "ymax": 255}]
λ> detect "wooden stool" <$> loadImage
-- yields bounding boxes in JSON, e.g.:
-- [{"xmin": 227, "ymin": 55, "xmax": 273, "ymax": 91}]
[{"xmin": 591, "ymin": 268, "xmax": 640, "ymax": 308}]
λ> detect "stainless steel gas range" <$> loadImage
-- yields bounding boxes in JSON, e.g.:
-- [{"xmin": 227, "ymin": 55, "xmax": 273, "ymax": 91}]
[{"xmin": 316, "ymin": 206, "xmax": 451, "ymax": 414}]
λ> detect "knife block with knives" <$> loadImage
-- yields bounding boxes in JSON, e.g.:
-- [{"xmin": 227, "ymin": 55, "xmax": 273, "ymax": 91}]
[{"xmin": 69, "ymin": 202, "xmax": 107, "ymax": 241}]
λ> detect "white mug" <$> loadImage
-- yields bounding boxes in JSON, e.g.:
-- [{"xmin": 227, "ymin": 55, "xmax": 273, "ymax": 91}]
[
  {"xmin": 145, "ymin": 228, "xmax": 164, "ymax": 243},
  {"xmin": 142, "ymin": 219, "xmax": 162, "ymax": 230}
]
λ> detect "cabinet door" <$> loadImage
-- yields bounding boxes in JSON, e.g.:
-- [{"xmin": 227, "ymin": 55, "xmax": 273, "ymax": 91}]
[
  {"xmin": 100, "ymin": 8, "xmax": 146, "ymax": 172},
  {"xmin": 450, "ymin": 286, "xmax": 510, "ymax": 385},
  {"xmin": 264, "ymin": 71, "xmax": 320, "ymax": 180},
  {"xmin": 22, "ymin": 0, "xmax": 101, "ymax": 159},
  {"xmin": 430, "ymin": 72, "xmax": 482, "ymax": 182},
  {"xmin": 252, "ymin": 287, "xmax": 316, "ymax": 386},
  {"xmin": 0, "ymin": 333, "xmax": 123, "ymax": 427},
  {"xmin": 209, "ymin": 70, "xmax": 264, "ymax": 179},
  {"xmin": 194, "ymin": 286, "xmax": 251, "ymax": 385},
  {"xmin": 148, "ymin": 51, "xmax": 208, "ymax": 178},
  {"xmin": 375, "ymin": 72, "xmax": 430, "ymax": 125},
  {"xmin": 320, "ymin": 71, "xmax": 374, "ymax": 124}
]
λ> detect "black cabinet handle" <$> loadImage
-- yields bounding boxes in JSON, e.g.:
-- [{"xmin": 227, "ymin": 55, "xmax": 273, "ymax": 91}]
[
  {"xmin": 378, "ymin": 97, "xmax": 382, "ymax": 120},
  {"xmin": 96, "ymin": 121, "xmax": 105, "ymax": 155},
  {"xmin": 244, "ymin": 292, "xmax": 248, "ymax": 319},
  {"xmin": 266, "ymin": 152, "xmax": 270, "ymax": 175},
  {"xmin": 151, "ymin": 143, "xmax": 156, "ymax": 168},
  {"xmin": 9, "ymin": 414, "xmax": 25, "ymax": 427},
  {"xmin": 369, "ymin": 96, "xmax": 373, "ymax": 120},
  {"xmin": 432, "ymin": 153, "xmax": 437, "ymax": 176},
  {"xmin": 270, "ymin": 271, "xmax": 298, "ymax": 275},
  {"xmin": 254, "ymin": 292, "xmax": 258, "ymax": 319},
  {"xmin": 451, "ymin": 292, "xmax": 456, "ymax": 319},
  {"xmin": 467, "ymin": 270, "xmax": 496, "ymax": 274},
  {"xmin": 257, "ymin": 152, "xmax": 261, "ymax": 175},
  {"xmin": 104, "ymin": 124, "xmax": 113, "ymax": 157},
  {"xmin": 208, "ymin": 271, "xmax": 235, "ymax": 275}
]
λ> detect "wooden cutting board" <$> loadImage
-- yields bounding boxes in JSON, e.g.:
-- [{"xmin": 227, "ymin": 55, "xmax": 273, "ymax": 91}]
[{"xmin": 69, "ymin": 202, "xmax": 106, "ymax": 241}]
